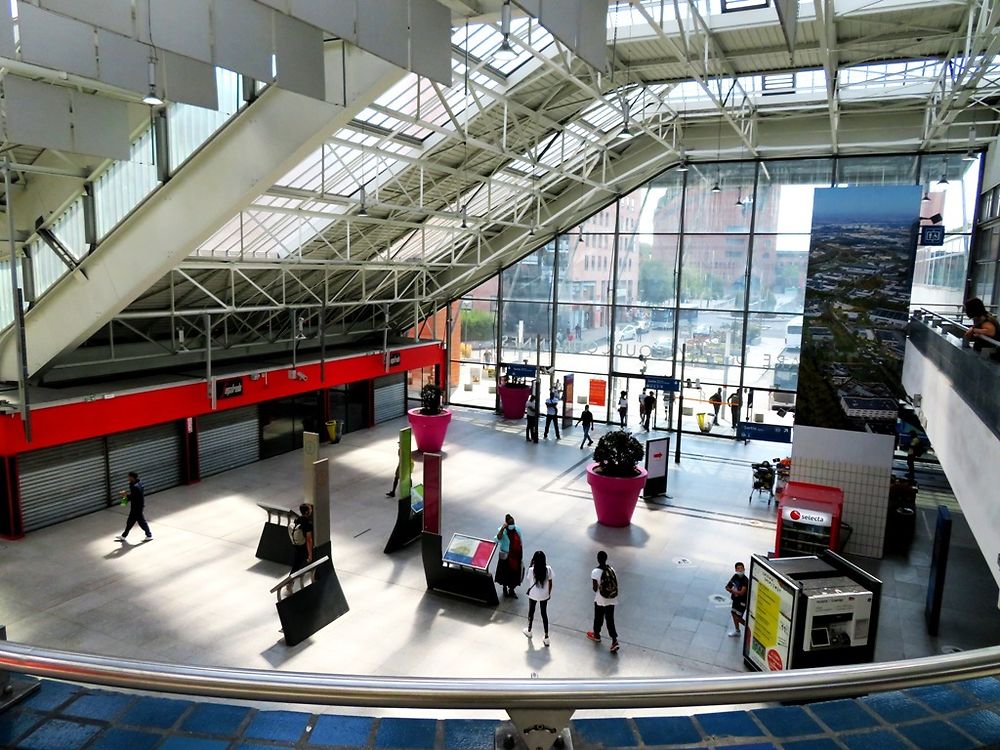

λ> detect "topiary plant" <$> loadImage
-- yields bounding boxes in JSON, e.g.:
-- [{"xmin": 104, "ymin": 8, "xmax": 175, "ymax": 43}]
[
  {"xmin": 420, "ymin": 383, "xmax": 444, "ymax": 415},
  {"xmin": 593, "ymin": 430, "xmax": 644, "ymax": 477}
]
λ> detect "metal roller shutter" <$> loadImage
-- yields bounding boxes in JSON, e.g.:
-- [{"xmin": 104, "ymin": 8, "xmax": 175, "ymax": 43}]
[
  {"xmin": 18, "ymin": 439, "xmax": 108, "ymax": 532},
  {"xmin": 373, "ymin": 374, "xmax": 406, "ymax": 424},
  {"xmin": 107, "ymin": 423, "xmax": 182, "ymax": 498},
  {"xmin": 198, "ymin": 406, "xmax": 260, "ymax": 477}
]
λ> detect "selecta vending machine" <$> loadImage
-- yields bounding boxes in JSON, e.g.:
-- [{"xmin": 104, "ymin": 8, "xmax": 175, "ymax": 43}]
[{"xmin": 775, "ymin": 482, "xmax": 844, "ymax": 557}]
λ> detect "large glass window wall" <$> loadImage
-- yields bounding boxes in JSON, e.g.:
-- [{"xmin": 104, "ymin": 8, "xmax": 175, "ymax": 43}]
[{"xmin": 440, "ymin": 153, "xmax": 983, "ymax": 439}]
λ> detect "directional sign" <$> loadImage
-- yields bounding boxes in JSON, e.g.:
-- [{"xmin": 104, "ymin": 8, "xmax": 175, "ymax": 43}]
[
  {"xmin": 505, "ymin": 363, "xmax": 537, "ymax": 380},
  {"xmin": 920, "ymin": 225, "xmax": 945, "ymax": 246},
  {"xmin": 645, "ymin": 376, "xmax": 680, "ymax": 392},
  {"xmin": 736, "ymin": 422, "xmax": 792, "ymax": 443}
]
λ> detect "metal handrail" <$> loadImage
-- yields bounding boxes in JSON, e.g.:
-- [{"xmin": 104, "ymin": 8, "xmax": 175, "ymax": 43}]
[
  {"xmin": 914, "ymin": 307, "xmax": 1000, "ymax": 350},
  {"xmin": 2, "ymin": 641, "xmax": 1000, "ymax": 710}
]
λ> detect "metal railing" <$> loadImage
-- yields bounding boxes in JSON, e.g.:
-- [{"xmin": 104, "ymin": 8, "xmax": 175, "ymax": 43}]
[
  {"xmin": 2, "ymin": 640, "xmax": 1000, "ymax": 710},
  {"xmin": 914, "ymin": 307, "xmax": 1000, "ymax": 351}
]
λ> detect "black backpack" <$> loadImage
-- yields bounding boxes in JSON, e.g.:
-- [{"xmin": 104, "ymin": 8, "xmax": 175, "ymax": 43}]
[{"xmin": 599, "ymin": 566, "xmax": 618, "ymax": 599}]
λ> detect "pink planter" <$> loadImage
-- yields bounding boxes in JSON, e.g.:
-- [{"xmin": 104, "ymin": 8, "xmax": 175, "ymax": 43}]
[
  {"xmin": 407, "ymin": 408, "xmax": 452, "ymax": 452},
  {"xmin": 586, "ymin": 463, "xmax": 648, "ymax": 527},
  {"xmin": 498, "ymin": 384, "xmax": 532, "ymax": 419}
]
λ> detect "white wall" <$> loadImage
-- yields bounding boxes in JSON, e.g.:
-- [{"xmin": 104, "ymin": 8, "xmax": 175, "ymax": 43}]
[
  {"xmin": 791, "ymin": 425, "xmax": 895, "ymax": 558},
  {"xmin": 902, "ymin": 341, "xmax": 1000, "ymax": 590}
]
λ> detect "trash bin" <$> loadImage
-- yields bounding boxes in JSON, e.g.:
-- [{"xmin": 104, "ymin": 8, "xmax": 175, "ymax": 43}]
[
  {"xmin": 696, "ymin": 413, "xmax": 712, "ymax": 433},
  {"xmin": 325, "ymin": 420, "xmax": 340, "ymax": 443}
]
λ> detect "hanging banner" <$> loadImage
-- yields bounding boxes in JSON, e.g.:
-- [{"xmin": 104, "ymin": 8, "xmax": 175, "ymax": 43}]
[
  {"xmin": 588, "ymin": 378, "xmax": 607, "ymax": 407},
  {"xmin": 796, "ymin": 186, "xmax": 921, "ymax": 431}
]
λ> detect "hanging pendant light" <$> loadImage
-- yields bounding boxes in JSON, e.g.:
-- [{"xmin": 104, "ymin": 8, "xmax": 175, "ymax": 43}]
[
  {"xmin": 142, "ymin": 56, "xmax": 163, "ymax": 106},
  {"xmin": 494, "ymin": 1, "xmax": 517, "ymax": 61}
]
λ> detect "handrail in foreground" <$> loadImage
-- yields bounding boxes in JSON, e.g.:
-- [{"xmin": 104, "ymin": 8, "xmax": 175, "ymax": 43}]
[{"xmin": 2, "ymin": 641, "xmax": 1000, "ymax": 711}]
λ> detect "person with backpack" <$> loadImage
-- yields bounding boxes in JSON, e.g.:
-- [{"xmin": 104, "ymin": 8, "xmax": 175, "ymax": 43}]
[
  {"xmin": 285, "ymin": 503, "xmax": 314, "ymax": 597},
  {"xmin": 587, "ymin": 550, "xmax": 620, "ymax": 653},
  {"xmin": 494, "ymin": 514, "xmax": 524, "ymax": 598},
  {"xmin": 522, "ymin": 550, "xmax": 553, "ymax": 646},
  {"xmin": 114, "ymin": 471, "xmax": 152, "ymax": 543},
  {"xmin": 725, "ymin": 561, "xmax": 749, "ymax": 637}
]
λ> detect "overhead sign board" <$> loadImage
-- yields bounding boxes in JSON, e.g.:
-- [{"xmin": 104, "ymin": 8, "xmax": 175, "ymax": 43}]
[{"xmin": 645, "ymin": 376, "xmax": 680, "ymax": 392}]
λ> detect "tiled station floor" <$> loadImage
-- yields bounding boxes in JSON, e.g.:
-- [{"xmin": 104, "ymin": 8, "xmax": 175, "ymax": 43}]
[{"xmin": 1, "ymin": 407, "xmax": 999, "ymax": 721}]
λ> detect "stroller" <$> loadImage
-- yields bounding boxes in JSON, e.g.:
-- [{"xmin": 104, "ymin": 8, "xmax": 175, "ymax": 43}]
[{"xmin": 749, "ymin": 460, "xmax": 777, "ymax": 505}]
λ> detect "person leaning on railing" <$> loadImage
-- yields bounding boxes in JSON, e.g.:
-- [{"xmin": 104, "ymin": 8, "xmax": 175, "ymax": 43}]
[{"xmin": 962, "ymin": 298, "xmax": 999, "ymax": 353}]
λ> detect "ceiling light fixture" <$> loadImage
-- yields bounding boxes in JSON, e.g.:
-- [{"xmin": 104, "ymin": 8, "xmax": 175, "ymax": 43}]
[
  {"xmin": 461, "ymin": 206, "xmax": 468, "ymax": 229},
  {"xmin": 142, "ymin": 56, "xmax": 163, "ymax": 106},
  {"xmin": 676, "ymin": 160, "xmax": 689, "ymax": 172},
  {"xmin": 921, "ymin": 192, "xmax": 931, "ymax": 202},
  {"xmin": 494, "ymin": 1, "xmax": 517, "ymax": 61},
  {"xmin": 936, "ymin": 159, "xmax": 949, "ymax": 185},
  {"xmin": 358, "ymin": 185, "xmax": 368, "ymax": 216},
  {"xmin": 577, "ymin": 227, "xmax": 585, "ymax": 246},
  {"xmin": 963, "ymin": 125, "xmax": 976, "ymax": 161},
  {"xmin": 711, "ymin": 182, "xmax": 721, "ymax": 193}
]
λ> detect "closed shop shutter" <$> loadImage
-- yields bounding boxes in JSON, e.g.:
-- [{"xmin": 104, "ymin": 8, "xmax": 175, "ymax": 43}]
[
  {"xmin": 18, "ymin": 439, "xmax": 108, "ymax": 532},
  {"xmin": 107, "ymin": 422, "xmax": 182, "ymax": 498},
  {"xmin": 373, "ymin": 374, "xmax": 406, "ymax": 424},
  {"xmin": 198, "ymin": 406, "xmax": 259, "ymax": 477}
]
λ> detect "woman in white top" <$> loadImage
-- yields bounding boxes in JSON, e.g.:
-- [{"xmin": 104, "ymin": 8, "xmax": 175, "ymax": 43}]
[
  {"xmin": 617, "ymin": 391, "xmax": 628, "ymax": 428},
  {"xmin": 522, "ymin": 550, "xmax": 553, "ymax": 646}
]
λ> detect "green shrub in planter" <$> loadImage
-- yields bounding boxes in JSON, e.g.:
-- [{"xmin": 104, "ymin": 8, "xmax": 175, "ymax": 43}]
[
  {"xmin": 592, "ymin": 430, "xmax": 644, "ymax": 478},
  {"xmin": 420, "ymin": 384, "xmax": 444, "ymax": 415}
]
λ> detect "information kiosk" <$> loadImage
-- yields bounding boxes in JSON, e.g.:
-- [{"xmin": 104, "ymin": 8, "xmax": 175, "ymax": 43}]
[
  {"xmin": 744, "ymin": 551, "xmax": 880, "ymax": 672},
  {"xmin": 420, "ymin": 453, "xmax": 500, "ymax": 606}
]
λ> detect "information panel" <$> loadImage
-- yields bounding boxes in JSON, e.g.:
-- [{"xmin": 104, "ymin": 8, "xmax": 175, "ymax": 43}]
[
  {"xmin": 746, "ymin": 558, "xmax": 796, "ymax": 671},
  {"xmin": 588, "ymin": 378, "xmax": 607, "ymax": 407},
  {"xmin": 442, "ymin": 533, "xmax": 497, "ymax": 571}
]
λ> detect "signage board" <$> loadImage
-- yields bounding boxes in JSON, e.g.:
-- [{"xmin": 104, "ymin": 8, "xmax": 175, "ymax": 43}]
[
  {"xmin": 781, "ymin": 505, "xmax": 833, "ymax": 527},
  {"xmin": 737, "ymin": 422, "xmax": 792, "ymax": 443},
  {"xmin": 645, "ymin": 376, "xmax": 680, "ymax": 392},
  {"xmin": 920, "ymin": 225, "xmax": 945, "ymax": 246},
  {"xmin": 214, "ymin": 377, "xmax": 244, "ymax": 399},
  {"xmin": 588, "ymin": 379, "xmax": 607, "ymax": 407},
  {"xmin": 746, "ymin": 559, "xmax": 796, "ymax": 672},
  {"xmin": 505, "ymin": 363, "xmax": 537, "ymax": 380},
  {"xmin": 388, "ymin": 351, "xmax": 401, "ymax": 366},
  {"xmin": 643, "ymin": 437, "xmax": 669, "ymax": 497},
  {"xmin": 442, "ymin": 533, "xmax": 498, "ymax": 571}
]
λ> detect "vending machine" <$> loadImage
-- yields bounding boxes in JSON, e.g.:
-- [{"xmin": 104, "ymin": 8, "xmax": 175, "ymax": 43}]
[{"xmin": 775, "ymin": 482, "xmax": 844, "ymax": 557}]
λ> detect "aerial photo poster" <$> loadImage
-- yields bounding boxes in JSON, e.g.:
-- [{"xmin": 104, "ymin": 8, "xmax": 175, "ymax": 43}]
[{"xmin": 795, "ymin": 186, "xmax": 922, "ymax": 432}]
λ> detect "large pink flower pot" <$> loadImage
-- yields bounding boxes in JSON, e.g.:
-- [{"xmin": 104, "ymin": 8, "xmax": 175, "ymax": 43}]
[
  {"xmin": 498, "ymin": 384, "xmax": 532, "ymax": 419},
  {"xmin": 407, "ymin": 408, "xmax": 452, "ymax": 452},
  {"xmin": 586, "ymin": 463, "xmax": 648, "ymax": 527}
]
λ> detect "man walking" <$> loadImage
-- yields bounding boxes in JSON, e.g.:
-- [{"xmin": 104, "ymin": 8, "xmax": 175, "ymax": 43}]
[
  {"xmin": 642, "ymin": 390, "xmax": 656, "ymax": 430},
  {"xmin": 115, "ymin": 471, "xmax": 152, "ymax": 542},
  {"xmin": 543, "ymin": 391, "xmax": 561, "ymax": 440},
  {"xmin": 576, "ymin": 404, "xmax": 595, "ymax": 449},
  {"xmin": 710, "ymin": 387, "xmax": 723, "ymax": 425},
  {"xmin": 525, "ymin": 393, "xmax": 539, "ymax": 443},
  {"xmin": 587, "ymin": 550, "xmax": 620, "ymax": 653}
]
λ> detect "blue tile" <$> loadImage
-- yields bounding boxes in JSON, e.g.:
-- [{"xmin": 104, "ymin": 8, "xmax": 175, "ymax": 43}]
[
  {"xmin": 120, "ymin": 697, "xmax": 193, "ymax": 729},
  {"xmin": 634, "ymin": 715, "xmax": 701, "ymax": 745},
  {"xmin": 951, "ymin": 710, "xmax": 1000, "ymax": 745},
  {"xmin": 752, "ymin": 707, "xmax": 823, "ymax": 738},
  {"xmin": 63, "ymin": 692, "xmax": 133, "ymax": 721},
  {"xmin": 181, "ymin": 703, "xmax": 251, "ymax": 736},
  {"xmin": 16, "ymin": 718, "xmax": 102, "ymax": 750},
  {"xmin": 0, "ymin": 708, "xmax": 43, "ymax": 745},
  {"xmin": 809, "ymin": 700, "xmax": 879, "ymax": 731},
  {"xmin": 697, "ymin": 711, "xmax": 764, "ymax": 738},
  {"xmin": 907, "ymin": 684, "xmax": 978, "ymax": 713},
  {"xmin": 955, "ymin": 677, "xmax": 1000, "ymax": 704},
  {"xmin": 840, "ymin": 729, "xmax": 910, "ymax": 750},
  {"xmin": 21, "ymin": 681, "xmax": 81, "ymax": 712},
  {"xmin": 374, "ymin": 718, "xmax": 437, "ymax": 749},
  {"xmin": 443, "ymin": 719, "xmax": 496, "ymax": 750},
  {"xmin": 89, "ymin": 728, "xmax": 163, "ymax": 750},
  {"xmin": 860, "ymin": 691, "xmax": 930, "ymax": 722},
  {"xmin": 572, "ymin": 718, "xmax": 636, "ymax": 749},
  {"xmin": 243, "ymin": 710, "xmax": 310, "ymax": 743},
  {"xmin": 724, "ymin": 744, "xmax": 778, "ymax": 750},
  {"xmin": 309, "ymin": 715, "xmax": 375, "ymax": 747},
  {"xmin": 235, "ymin": 745, "xmax": 293, "ymax": 750},
  {"xmin": 897, "ymin": 719, "xmax": 977, "ymax": 750},
  {"xmin": 782, "ymin": 740, "xmax": 841, "ymax": 750},
  {"xmin": 158, "ymin": 738, "xmax": 230, "ymax": 750}
]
